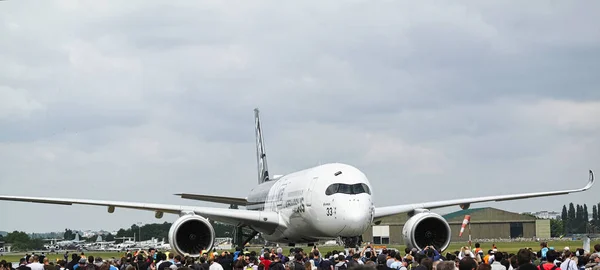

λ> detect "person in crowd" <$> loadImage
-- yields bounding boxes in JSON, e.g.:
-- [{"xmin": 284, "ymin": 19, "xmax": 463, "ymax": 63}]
[{"xmin": 559, "ymin": 251, "xmax": 576, "ymax": 270}]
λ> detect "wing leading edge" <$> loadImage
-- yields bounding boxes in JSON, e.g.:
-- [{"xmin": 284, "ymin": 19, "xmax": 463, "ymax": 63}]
[
  {"xmin": 374, "ymin": 169, "xmax": 595, "ymax": 219},
  {"xmin": 0, "ymin": 195, "xmax": 282, "ymax": 234}
]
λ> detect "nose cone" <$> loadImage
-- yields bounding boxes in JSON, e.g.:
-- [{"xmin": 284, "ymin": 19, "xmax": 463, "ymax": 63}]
[{"xmin": 339, "ymin": 196, "xmax": 373, "ymax": 236}]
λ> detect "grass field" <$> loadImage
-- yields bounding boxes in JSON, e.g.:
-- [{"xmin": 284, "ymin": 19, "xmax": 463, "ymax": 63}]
[{"xmin": 1, "ymin": 240, "xmax": 592, "ymax": 264}]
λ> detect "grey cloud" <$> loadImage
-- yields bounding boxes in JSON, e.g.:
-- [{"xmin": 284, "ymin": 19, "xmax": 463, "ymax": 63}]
[
  {"xmin": 1, "ymin": 1, "xmax": 599, "ymax": 232},
  {"xmin": 0, "ymin": 101, "xmax": 147, "ymax": 144}
]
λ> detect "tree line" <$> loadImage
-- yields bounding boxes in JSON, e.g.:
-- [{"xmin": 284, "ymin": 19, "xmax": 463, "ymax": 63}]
[
  {"xmin": 553, "ymin": 202, "xmax": 600, "ymax": 236},
  {"xmin": 65, "ymin": 222, "xmax": 251, "ymax": 243},
  {"xmin": 112, "ymin": 222, "xmax": 245, "ymax": 243},
  {"xmin": 0, "ymin": 221, "xmax": 259, "ymax": 251},
  {"xmin": 0, "ymin": 231, "xmax": 45, "ymax": 251}
]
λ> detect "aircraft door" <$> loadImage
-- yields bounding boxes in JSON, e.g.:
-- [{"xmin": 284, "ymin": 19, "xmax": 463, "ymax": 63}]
[{"xmin": 305, "ymin": 176, "xmax": 318, "ymax": 207}]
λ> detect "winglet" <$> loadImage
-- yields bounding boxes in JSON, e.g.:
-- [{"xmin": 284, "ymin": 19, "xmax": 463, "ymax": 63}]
[{"xmin": 583, "ymin": 169, "xmax": 594, "ymax": 190}]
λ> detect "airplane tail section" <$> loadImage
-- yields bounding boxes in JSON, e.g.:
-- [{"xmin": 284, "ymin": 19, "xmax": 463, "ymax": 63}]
[
  {"xmin": 254, "ymin": 108, "xmax": 270, "ymax": 184},
  {"xmin": 74, "ymin": 233, "xmax": 79, "ymax": 242}
]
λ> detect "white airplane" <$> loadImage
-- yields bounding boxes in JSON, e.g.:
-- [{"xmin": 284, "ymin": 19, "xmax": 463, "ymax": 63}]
[
  {"xmin": 53, "ymin": 233, "xmax": 86, "ymax": 247},
  {"xmin": 43, "ymin": 233, "xmax": 85, "ymax": 250},
  {"xmin": 0, "ymin": 108, "xmax": 595, "ymax": 257}
]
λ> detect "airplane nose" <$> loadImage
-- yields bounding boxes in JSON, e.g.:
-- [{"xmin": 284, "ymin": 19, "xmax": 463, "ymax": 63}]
[{"xmin": 339, "ymin": 197, "xmax": 372, "ymax": 236}]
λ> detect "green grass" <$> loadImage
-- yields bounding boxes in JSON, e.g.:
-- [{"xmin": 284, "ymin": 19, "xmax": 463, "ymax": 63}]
[
  {"xmin": 0, "ymin": 240, "xmax": 590, "ymax": 264},
  {"xmin": 0, "ymin": 252, "xmax": 126, "ymax": 264}
]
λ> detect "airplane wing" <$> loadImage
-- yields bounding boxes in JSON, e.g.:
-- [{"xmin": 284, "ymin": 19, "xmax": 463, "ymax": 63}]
[
  {"xmin": 0, "ymin": 195, "xmax": 282, "ymax": 233},
  {"xmin": 374, "ymin": 169, "xmax": 594, "ymax": 219},
  {"xmin": 175, "ymin": 193, "xmax": 248, "ymax": 206}
]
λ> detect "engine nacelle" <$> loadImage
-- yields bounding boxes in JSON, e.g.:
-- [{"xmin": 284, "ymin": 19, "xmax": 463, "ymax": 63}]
[
  {"xmin": 168, "ymin": 214, "xmax": 215, "ymax": 257},
  {"xmin": 402, "ymin": 212, "xmax": 451, "ymax": 251}
]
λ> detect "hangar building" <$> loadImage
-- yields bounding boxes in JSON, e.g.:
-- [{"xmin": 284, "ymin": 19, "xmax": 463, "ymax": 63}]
[{"xmin": 362, "ymin": 207, "xmax": 551, "ymax": 245}]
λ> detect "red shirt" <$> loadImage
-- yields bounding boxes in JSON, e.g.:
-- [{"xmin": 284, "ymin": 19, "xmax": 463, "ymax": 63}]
[{"xmin": 260, "ymin": 258, "xmax": 271, "ymax": 270}]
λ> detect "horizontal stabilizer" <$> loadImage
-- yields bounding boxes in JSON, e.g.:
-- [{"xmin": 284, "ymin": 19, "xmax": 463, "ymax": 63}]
[{"xmin": 175, "ymin": 193, "xmax": 248, "ymax": 206}]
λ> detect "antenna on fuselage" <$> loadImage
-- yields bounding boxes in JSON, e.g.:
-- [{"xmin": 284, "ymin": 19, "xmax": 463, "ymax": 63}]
[{"xmin": 254, "ymin": 108, "xmax": 270, "ymax": 184}]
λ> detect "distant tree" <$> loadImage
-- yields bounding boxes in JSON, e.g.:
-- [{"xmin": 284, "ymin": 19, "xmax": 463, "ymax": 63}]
[
  {"xmin": 576, "ymin": 204, "xmax": 582, "ymax": 233},
  {"xmin": 595, "ymin": 203, "xmax": 600, "ymax": 231},
  {"xmin": 131, "ymin": 224, "xmax": 140, "ymax": 241},
  {"xmin": 0, "ymin": 234, "xmax": 4, "ymax": 242},
  {"xmin": 137, "ymin": 222, "xmax": 170, "ymax": 242},
  {"xmin": 6, "ymin": 231, "xmax": 31, "ymax": 251},
  {"xmin": 562, "ymin": 205, "xmax": 568, "ymax": 232},
  {"xmin": 594, "ymin": 205, "xmax": 600, "ymax": 230},
  {"xmin": 29, "ymin": 238, "xmax": 45, "ymax": 250},
  {"xmin": 6, "ymin": 231, "xmax": 30, "ymax": 243},
  {"xmin": 597, "ymin": 202, "xmax": 600, "ymax": 227},
  {"xmin": 584, "ymin": 204, "xmax": 589, "ymax": 224},
  {"xmin": 550, "ymin": 219, "xmax": 564, "ymax": 237},
  {"xmin": 105, "ymin": 233, "xmax": 115, "ymax": 242},
  {"xmin": 568, "ymin": 203, "xmax": 576, "ymax": 233},
  {"xmin": 64, "ymin": 229, "xmax": 74, "ymax": 240},
  {"xmin": 116, "ymin": 229, "xmax": 129, "ymax": 238}
]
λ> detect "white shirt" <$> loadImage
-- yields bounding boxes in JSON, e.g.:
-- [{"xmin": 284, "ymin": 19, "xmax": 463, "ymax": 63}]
[
  {"xmin": 560, "ymin": 258, "xmax": 577, "ymax": 270},
  {"xmin": 28, "ymin": 262, "xmax": 44, "ymax": 270},
  {"xmin": 209, "ymin": 262, "xmax": 224, "ymax": 270},
  {"xmin": 491, "ymin": 261, "xmax": 506, "ymax": 270}
]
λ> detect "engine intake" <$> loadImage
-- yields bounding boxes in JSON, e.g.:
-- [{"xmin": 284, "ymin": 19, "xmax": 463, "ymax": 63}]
[
  {"xmin": 402, "ymin": 211, "xmax": 451, "ymax": 251},
  {"xmin": 168, "ymin": 214, "xmax": 215, "ymax": 257}
]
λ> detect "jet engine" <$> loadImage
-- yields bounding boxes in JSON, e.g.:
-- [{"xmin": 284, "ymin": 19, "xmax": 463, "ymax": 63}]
[
  {"xmin": 402, "ymin": 211, "xmax": 451, "ymax": 251},
  {"xmin": 168, "ymin": 214, "xmax": 215, "ymax": 257}
]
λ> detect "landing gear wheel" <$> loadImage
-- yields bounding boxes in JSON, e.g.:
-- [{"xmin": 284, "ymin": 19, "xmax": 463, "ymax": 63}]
[{"xmin": 341, "ymin": 236, "xmax": 362, "ymax": 248}]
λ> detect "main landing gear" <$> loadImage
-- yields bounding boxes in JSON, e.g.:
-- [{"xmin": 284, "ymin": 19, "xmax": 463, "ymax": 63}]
[
  {"xmin": 341, "ymin": 236, "xmax": 362, "ymax": 248},
  {"xmin": 233, "ymin": 225, "xmax": 259, "ymax": 250},
  {"xmin": 230, "ymin": 204, "xmax": 259, "ymax": 250}
]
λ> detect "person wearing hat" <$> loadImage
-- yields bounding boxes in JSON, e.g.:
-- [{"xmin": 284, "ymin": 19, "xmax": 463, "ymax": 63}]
[
  {"xmin": 73, "ymin": 259, "xmax": 87, "ymax": 270},
  {"xmin": 585, "ymin": 253, "xmax": 599, "ymax": 270},
  {"xmin": 376, "ymin": 254, "xmax": 387, "ymax": 269},
  {"xmin": 459, "ymin": 247, "xmax": 475, "ymax": 260}
]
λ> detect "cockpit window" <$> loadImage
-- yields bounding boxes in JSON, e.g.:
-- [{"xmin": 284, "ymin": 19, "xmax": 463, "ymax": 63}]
[{"xmin": 325, "ymin": 183, "xmax": 371, "ymax": 196}]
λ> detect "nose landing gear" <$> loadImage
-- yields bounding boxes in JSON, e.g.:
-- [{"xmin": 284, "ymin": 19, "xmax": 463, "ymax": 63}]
[{"xmin": 340, "ymin": 236, "xmax": 362, "ymax": 248}]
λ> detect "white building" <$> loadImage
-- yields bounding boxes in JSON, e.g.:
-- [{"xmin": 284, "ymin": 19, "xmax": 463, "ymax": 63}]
[{"xmin": 529, "ymin": 211, "xmax": 561, "ymax": 219}]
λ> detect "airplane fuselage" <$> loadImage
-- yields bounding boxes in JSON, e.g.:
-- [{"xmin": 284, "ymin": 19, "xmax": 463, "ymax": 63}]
[{"xmin": 245, "ymin": 163, "xmax": 375, "ymax": 243}]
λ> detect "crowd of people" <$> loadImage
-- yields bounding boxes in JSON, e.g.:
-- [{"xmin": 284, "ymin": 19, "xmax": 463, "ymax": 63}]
[{"xmin": 1, "ymin": 242, "xmax": 599, "ymax": 270}]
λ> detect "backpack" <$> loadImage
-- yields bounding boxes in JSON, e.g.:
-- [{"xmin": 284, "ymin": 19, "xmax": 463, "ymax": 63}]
[{"xmin": 338, "ymin": 263, "xmax": 348, "ymax": 270}]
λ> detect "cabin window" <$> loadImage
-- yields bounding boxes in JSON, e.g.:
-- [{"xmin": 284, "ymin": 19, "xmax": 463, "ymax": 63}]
[
  {"xmin": 334, "ymin": 171, "xmax": 342, "ymax": 176},
  {"xmin": 325, "ymin": 183, "xmax": 372, "ymax": 196}
]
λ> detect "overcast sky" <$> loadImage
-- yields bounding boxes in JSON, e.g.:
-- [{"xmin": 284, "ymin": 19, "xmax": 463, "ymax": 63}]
[{"xmin": 1, "ymin": 1, "xmax": 599, "ymax": 234}]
